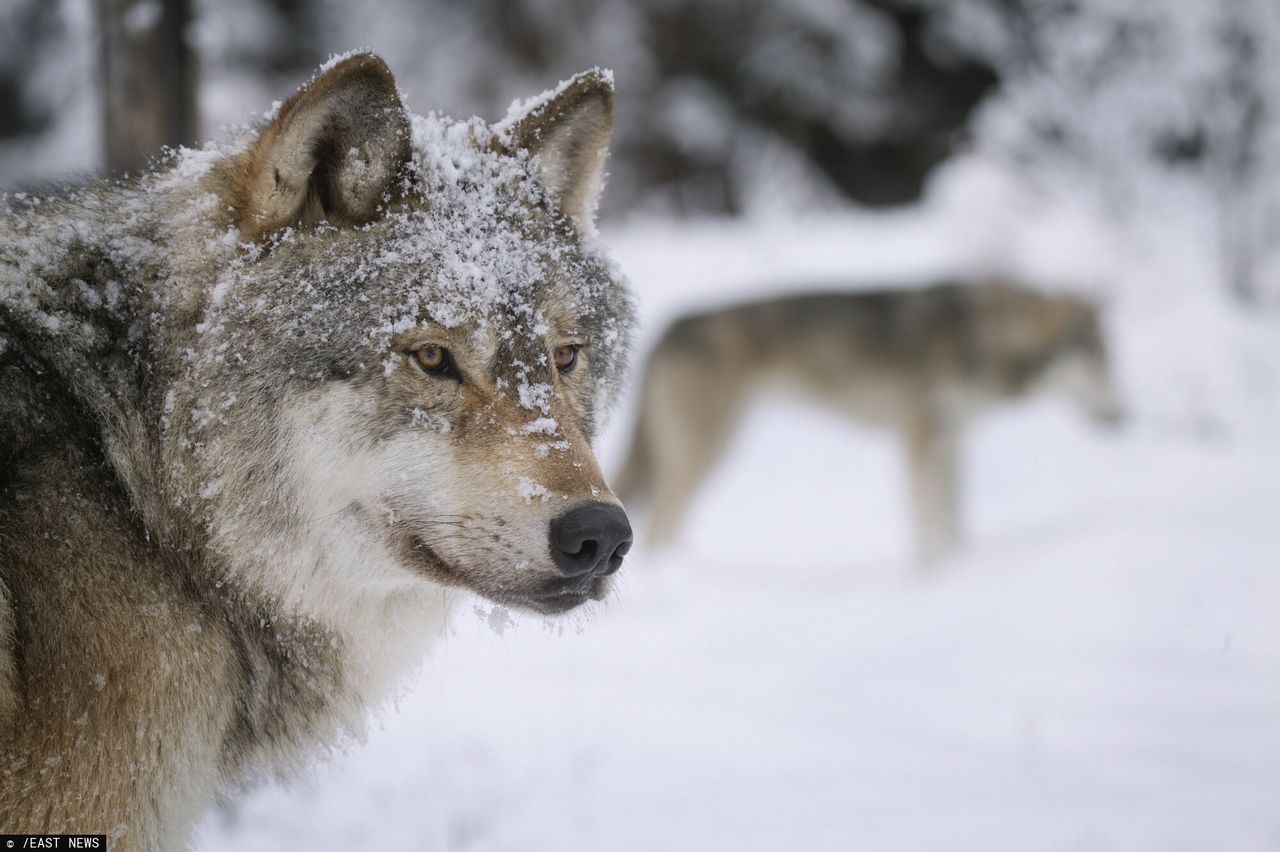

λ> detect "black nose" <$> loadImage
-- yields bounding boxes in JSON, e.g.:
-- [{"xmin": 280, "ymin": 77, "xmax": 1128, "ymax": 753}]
[{"xmin": 549, "ymin": 502, "xmax": 633, "ymax": 578}]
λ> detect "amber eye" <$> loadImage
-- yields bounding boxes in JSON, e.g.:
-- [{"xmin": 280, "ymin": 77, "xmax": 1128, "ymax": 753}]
[
  {"xmin": 413, "ymin": 345, "xmax": 456, "ymax": 379},
  {"xmin": 552, "ymin": 344, "xmax": 579, "ymax": 373}
]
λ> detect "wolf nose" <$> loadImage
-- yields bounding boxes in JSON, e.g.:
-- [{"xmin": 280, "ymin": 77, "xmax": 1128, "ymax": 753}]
[{"xmin": 549, "ymin": 502, "xmax": 633, "ymax": 578}]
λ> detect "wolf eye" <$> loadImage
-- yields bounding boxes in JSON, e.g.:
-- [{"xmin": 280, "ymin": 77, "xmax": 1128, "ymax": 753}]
[
  {"xmin": 412, "ymin": 345, "xmax": 457, "ymax": 379},
  {"xmin": 553, "ymin": 345, "xmax": 579, "ymax": 373}
]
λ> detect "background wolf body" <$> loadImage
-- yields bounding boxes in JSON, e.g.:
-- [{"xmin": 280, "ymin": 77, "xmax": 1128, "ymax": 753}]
[
  {"xmin": 0, "ymin": 54, "xmax": 634, "ymax": 847},
  {"xmin": 616, "ymin": 282, "xmax": 1120, "ymax": 567}
]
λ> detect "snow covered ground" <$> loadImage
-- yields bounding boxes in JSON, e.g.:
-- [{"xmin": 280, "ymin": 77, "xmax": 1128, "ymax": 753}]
[{"xmin": 194, "ymin": 196, "xmax": 1280, "ymax": 851}]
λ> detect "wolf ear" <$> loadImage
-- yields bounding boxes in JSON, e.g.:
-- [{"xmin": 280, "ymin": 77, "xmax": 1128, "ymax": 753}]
[
  {"xmin": 500, "ymin": 70, "xmax": 614, "ymax": 232},
  {"xmin": 231, "ymin": 53, "xmax": 411, "ymax": 241}
]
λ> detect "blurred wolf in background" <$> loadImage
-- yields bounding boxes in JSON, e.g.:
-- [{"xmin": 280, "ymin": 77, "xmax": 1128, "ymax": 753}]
[
  {"xmin": 616, "ymin": 282, "xmax": 1121, "ymax": 569},
  {"xmin": 0, "ymin": 53, "xmax": 634, "ymax": 847}
]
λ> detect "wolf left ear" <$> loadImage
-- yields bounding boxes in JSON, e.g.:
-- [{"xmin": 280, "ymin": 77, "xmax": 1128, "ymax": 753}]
[
  {"xmin": 230, "ymin": 53, "xmax": 411, "ymax": 241},
  {"xmin": 499, "ymin": 70, "xmax": 615, "ymax": 232}
]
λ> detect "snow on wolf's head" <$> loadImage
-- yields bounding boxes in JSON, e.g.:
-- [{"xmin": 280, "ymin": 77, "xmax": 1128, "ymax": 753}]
[{"xmin": 171, "ymin": 53, "xmax": 635, "ymax": 619}]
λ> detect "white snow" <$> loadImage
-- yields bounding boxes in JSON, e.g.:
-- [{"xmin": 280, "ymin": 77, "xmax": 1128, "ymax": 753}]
[
  {"xmin": 317, "ymin": 48, "xmax": 377, "ymax": 75},
  {"xmin": 494, "ymin": 67, "xmax": 615, "ymax": 141},
  {"xmin": 515, "ymin": 477, "xmax": 550, "ymax": 504},
  {"xmin": 193, "ymin": 169, "xmax": 1280, "ymax": 851},
  {"xmin": 520, "ymin": 417, "xmax": 557, "ymax": 436}
]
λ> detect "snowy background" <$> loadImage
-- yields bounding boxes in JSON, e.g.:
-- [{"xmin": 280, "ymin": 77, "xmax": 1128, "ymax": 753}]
[
  {"xmin": 190, "ymin": 206, "xmax": 1280, "ymax": 851},
  {"xmin": 3, "ymin": 1, "xmax": 1280, "ymax": 849}
]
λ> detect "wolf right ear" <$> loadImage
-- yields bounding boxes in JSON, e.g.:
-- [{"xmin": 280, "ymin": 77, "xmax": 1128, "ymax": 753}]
[
  {"xmin": 498, "ymin": 70, "xmax": 615, "ymax": 233},
  {"xmin": 229, "ymin": 53, "xmax": 411, "ymax": 242}
]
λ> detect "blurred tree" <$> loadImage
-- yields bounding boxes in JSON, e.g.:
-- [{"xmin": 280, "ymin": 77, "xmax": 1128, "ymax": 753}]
[
  {"xmin": 0, "ymin": 4, "xmax": 59, "ymax": 141},
  {"xmin": 973, "ymin": 0, "xmax": 1280, "ymax": 303},
  {"xmin": 636, "ymin": 0, "xmax": 1004, "ymax": 210},
  {"xmin": 4, "ymin": 0, "xmax": 1016, "ymax": 213},
  {"xmin": 99, "ymin": 0, "xmax": 198, "ymax": 175},
  {"xmin": 305, "ymin": 0, "xmax": 1018, "ymax": 216},
  {"xmin": 1217, "ymin": 1, "xmax": 1275, "ymax": 304}
]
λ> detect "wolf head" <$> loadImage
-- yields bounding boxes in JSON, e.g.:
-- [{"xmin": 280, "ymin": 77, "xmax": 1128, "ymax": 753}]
[
  {"xmin": 164, "ymin": 54, "xmax": 635, "ymax": 618},
  {"xmin": 982, "ymin": 284, "xmax": 1122, "ymax": 426},
  {"xmin": 1033, "ymin": 297, "xmax": 1123, "ymax": 426}
]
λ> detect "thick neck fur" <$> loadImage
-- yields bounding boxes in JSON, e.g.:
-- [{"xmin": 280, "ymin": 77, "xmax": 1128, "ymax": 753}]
[{"xmin": 1, "ymin": 170, "xmax": 227, "ymax": 544}]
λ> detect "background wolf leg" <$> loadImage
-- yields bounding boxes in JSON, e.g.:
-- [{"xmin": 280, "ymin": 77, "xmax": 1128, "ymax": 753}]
[
  {"xmin": 905, "ymin": 405, "xmax": 962, "ymax": 570},
  {"xmin": 633, "ymin": 355, "xmax": 749, "ymax": 547}
]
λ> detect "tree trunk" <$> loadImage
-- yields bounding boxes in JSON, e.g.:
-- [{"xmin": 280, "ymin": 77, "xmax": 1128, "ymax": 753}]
[{"xmin": 99, "ymin": 0, "xmax": 197, "ymax": 176}]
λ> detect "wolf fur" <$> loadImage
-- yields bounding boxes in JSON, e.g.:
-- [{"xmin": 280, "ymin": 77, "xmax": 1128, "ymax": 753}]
[
  {"xmin": 0, "ymin": 53, "xmax": 634, "ymax": 847},
  {"xmin": 615, "ymin": 282, "xmax": 1120, "ymax": 568}
]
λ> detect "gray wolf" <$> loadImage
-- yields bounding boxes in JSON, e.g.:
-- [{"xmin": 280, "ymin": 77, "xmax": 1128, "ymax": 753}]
[
  {"xmin": 0, "ymin": 52, "xmax": 634, "ymax": 847},
  {"xmin": 615, "ymin": 281, "xmax": 1120, "ymax": 568}
]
